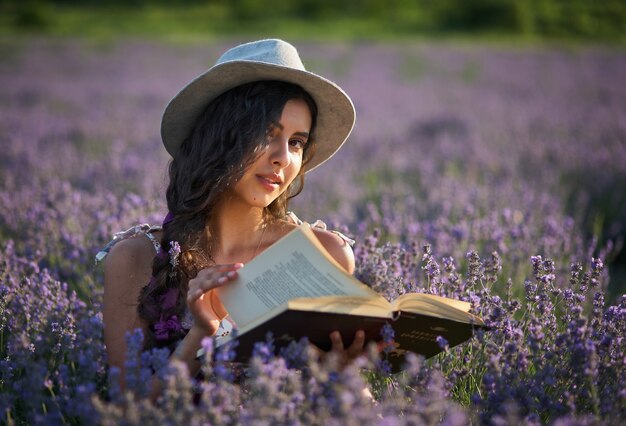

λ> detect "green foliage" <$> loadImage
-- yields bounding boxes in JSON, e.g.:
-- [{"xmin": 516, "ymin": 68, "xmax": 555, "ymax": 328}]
[
  {"xmin": 1, "ymin": 0, "xmax": 625, "ymax": 41},
  {"xmin": 426, "ymin": 0, "xmax": 520, "ymax": 32},
  {"xmin": 6, "ymin": 0, "xmax": 55, "ymax": 30}
]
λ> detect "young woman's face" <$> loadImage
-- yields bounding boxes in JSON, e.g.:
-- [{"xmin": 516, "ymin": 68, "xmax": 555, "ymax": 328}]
[{"xmin": 230, "ymin": 98, "xmax": 312, "ymax": 209}]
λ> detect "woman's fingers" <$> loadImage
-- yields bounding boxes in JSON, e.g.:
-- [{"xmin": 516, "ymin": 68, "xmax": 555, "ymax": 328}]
[
  {"xmin": 195, "ymin": 263, "xmax": 243, "ymax": 282},
  {"xmin": 329, "ymin": 331, "xmax": 344, "ymax": 352},
  {"xmin": 309, "ymin": 330, "xmax": 368, "ymax": 370},
  {"xmin": 199, "ymin": 263, "xmax": 243, "ymax": 282},
  {"xmin": 347, "ymin": 330, "xmax": 366, "ymax": 358},
  {"xmin": 187, "ymin": 263, "xmax": 243, "ymax": 303},
  {"xmin": 328, "ymin": 330, "xmax": 366, "ymax": 361},
  {"xmin": 186, "ymin": 264, "xmax": 244, "ymax": 333},
  {"xmin": 330, "ymin": 330, "xmax": 365, "ymax": 358},
  {"xmin": 329, "ymin": 330, "xmax": 366, "ymax": 356}
]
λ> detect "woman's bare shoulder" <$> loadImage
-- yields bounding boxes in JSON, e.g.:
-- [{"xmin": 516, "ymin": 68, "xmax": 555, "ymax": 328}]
[
  {"xmin": 310, "ymin": 226, "xmax": 355, "ymax": 274},
  {"xmin": 106, "ymin": 233, "xmax": 157, "ymax": 265},
  {"xmin": 272, "ymin": 217, "xmax": 355, "ymax": 273},
  {"xmin": 103, "ymin": 234, "xmax": 157, "ymax": 292}
]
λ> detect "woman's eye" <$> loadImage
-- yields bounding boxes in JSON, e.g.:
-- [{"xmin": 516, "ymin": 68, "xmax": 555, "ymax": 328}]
[{"xmin": 289, "ymin": 139, "xmax": 306, "ymax": 149}]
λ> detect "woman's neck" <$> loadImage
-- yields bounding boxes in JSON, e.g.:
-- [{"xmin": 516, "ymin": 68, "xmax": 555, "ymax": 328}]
[{"xmin": 207, "ymin": 201, "xmax": 268, "ymax": 262}]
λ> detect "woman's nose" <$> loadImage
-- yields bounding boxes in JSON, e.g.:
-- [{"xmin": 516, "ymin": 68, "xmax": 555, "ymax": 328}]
[{"xmin": 268, "ymin": 138, "xmax": 290, "ymax": 168}]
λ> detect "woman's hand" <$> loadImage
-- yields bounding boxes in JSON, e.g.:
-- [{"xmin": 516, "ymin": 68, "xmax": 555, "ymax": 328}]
[
  {"xmin": 186, "ymin": 263, "xmax": 243, "ymax": 335},
  {"xmin": 312, "ymin": 330, "xmax": 367, "ymax": 370}
]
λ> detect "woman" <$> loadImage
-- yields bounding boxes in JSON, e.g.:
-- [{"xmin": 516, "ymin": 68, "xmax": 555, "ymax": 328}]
[{"xmin": 99, "ymin": 39, "xmax": 365, "ymax": 392}]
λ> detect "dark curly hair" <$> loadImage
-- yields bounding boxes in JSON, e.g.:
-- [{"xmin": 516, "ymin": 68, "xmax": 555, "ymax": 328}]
[{"xmin": 137, "ymin": 80, "xmax": 318, "ymax": 350}]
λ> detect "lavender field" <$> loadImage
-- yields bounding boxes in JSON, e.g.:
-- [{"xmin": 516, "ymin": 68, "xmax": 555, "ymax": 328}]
[{"xmin": 1, "ymin": 38, "xmax": 625, "ymax": 424}]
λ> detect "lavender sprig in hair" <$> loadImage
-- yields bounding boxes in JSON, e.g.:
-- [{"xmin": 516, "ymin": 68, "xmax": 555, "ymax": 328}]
[{"xmin": 168, "ymin": 241, "xmax": 181, "ymax": 272}]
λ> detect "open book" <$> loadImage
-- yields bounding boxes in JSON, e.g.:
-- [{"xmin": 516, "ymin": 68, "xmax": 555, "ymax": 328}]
[{"xmin": 206, "ymin": 224, "xmax": 487, "ymax": 371}]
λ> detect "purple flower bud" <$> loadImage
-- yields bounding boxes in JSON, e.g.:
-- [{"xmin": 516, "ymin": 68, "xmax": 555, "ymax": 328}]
[
  {"xmin": 168, "ymin": 240, "xmax": 181, "ymax": 268},
  {"xmin": 436, "ymin": 335, "xmax": 449, "ymax": 350},
  {"xmin": 380, "ymin": 323, "xmax": 395, "ymax": 345},
  {"xmin": 153, "ymin": 314, "xmax": 183, "ymax": 341}
]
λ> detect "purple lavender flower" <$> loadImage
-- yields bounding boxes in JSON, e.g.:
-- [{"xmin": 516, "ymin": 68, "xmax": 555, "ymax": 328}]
[
  {"xmin": 278, "ymin": 338, "xmax": 311, "ymax": 370},
  {"xmin": 436, "ymin": 335, "xmax": 449, "ymax": 351},
  {"xmin": 252, "ymin": 332, "xmax": 275, "ymax": 363},
  {"xmin": 154, "ymin": 314, "xmax": 183, "ymax": 341},
  {"xmin": 2, "ymin": 39, "xmax": 626, "ymax": 425},
  {"xmin": 168, "ymin": 240, "xmax": 181, "ymax": 269}
]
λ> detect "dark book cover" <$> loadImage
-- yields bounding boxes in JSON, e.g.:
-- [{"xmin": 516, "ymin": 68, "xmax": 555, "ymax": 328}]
[{"xmin": 221, "ymin": 309, "xmax": 487, "ymax": 372}]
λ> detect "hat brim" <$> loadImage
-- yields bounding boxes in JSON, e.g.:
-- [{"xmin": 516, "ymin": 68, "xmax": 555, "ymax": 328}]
[{"xmin": 161, "ymin": 60, "xmax": 355, "ymax": 172}]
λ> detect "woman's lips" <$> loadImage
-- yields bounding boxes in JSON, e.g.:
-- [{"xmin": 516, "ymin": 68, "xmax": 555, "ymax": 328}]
[{"xmin": 256, "ymin": 175, "xmax": 280, "ymax": 191}]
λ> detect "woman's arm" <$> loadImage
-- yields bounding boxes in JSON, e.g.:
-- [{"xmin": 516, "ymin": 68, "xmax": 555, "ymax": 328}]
[
  {"xmin": 102, "ymin": 236, "xmax": 154, "ymax": 385},
  {"xmin": 103, "ymin": 236, "xmax": 241, "ymax": 400}
]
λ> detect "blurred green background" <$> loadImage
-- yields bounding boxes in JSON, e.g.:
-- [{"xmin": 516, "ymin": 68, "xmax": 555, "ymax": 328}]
[{"xmin": 2, "ymin": 0, "xmax": 625, "ymax": 42}]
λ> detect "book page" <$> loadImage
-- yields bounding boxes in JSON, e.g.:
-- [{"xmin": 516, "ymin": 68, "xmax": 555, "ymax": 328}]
[
  {"xmin": 288, "ymin": 296, "xmax": 392, "ymax": 317},
  {"xmin": 392, "ymin": 293, "xmax": 485, "ymax": 325},
  {"xmin": 217, "ymin": 224, "xmax": 378, "ymax": 329}
]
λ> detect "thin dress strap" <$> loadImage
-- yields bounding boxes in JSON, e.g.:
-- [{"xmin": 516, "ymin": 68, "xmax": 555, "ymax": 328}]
[
  {"xmin": 144, "ymin": 231, "xmax": 162, "ymax": 255},
  {"xmin": 95, "ymin": 224, "xmax": 162, "ymax": 264},
  {"xmin": 285, "ymin": 211, "xmax": 356, "ymax": 246}
]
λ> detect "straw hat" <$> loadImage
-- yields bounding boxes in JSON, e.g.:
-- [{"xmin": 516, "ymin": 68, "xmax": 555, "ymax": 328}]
[{"xmin": 161, "ymin": 39, "xmax": 355, "ymax": 172}]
